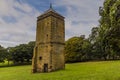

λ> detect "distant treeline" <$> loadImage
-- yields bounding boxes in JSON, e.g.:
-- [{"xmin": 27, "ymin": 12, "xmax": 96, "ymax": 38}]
[{"xmin": 0, "ymin": 41, "xmax": 35, "ymax": 65}]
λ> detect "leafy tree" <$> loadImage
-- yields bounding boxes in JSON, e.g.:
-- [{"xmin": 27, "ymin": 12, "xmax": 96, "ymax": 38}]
[
  {"xmin": 0, "ymin": 45, "xmax": 7, "ymax": 63},
  {"xmin": 65, "ymin": 36, "xmax": 91, "ymax": 62},
  {"xmin": 26, "ymin": 41, "xmax": 35, "ymax": 62},
  {"xmin": 5, "ymin": 47, "xmax": 13, "ymax": 65},
  {"xmin": 89, "ymin": 27, "xmax": 105, "ymax": 60},
  {"xmin": 90, "ymin": 0, "xmax": 120, "ymax": 60},
  {"xmin": 8, "ymin": 41, "xmax": 35, "ymax": 64}
]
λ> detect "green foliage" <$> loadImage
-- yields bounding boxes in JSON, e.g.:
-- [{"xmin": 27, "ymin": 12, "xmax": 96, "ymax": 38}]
[
  {"xmin": 65, "ymin": 36, "xmax": 91, "ymax": 62},
  {"xmin": 0, "ymin": 41, "xmax": 35, "ymax": 66},
  {"xmin": 0, "ymin": 61, "xmax": 120, "ymax": 80},
  {"xmin": 89, "ymin": 0, "xmax": 120, "ymax": 60},
  {"xmin": 10, "ymin": 41, "xmax": 35, "ymax": 64},
  {"xmin": 0, "ymin": 45, "xmax": 7, "ymax": 62}
]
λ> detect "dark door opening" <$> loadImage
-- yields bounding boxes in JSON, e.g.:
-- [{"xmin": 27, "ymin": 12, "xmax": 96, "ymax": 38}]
[{"xmin": 44, "ymin": 64, "xmax": 48, "ymax": 72}]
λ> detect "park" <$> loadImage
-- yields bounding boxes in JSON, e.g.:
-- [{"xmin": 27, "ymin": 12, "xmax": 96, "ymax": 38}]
[{"xmin": 0, "ymin": 0, "xmax": 120, "ymax": 80}]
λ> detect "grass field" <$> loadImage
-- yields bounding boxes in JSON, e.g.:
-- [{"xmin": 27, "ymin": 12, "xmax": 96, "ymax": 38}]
[
  {"xmin": 0, "ymin": 61, "xmax": 13, "ymax": 67},
  {"xmin": 0, "ymin": 61, "xmax": 120, "ymax": 80}
]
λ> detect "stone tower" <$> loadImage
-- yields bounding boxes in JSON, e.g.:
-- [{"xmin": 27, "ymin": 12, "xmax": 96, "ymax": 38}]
[{"xmin": 32, "ymin": 5, "xmax": 65, "ymax": 73}]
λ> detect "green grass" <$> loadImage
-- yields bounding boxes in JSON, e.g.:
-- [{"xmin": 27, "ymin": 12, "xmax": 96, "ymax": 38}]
[
  {"xmin": 0, "ymin": 61, "xmax": 120, "ymax": 80},
  {"xmin": 0, "ymin": 61, "xmax": 13, "ymax": 67}
]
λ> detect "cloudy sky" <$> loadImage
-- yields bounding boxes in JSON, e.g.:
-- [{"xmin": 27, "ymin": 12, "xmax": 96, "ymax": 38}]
[{"xmin": 0, "ymin": 0, "xmax": 104, "ymax": 48}]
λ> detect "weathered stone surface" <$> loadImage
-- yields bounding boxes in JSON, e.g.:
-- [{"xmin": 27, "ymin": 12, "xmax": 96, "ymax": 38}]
[{"xmin": 32, "ymin": 6, "xmax": 65, "ymax": 73}]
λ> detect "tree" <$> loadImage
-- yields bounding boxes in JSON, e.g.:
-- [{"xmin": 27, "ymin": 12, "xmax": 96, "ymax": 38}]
[
  {"xmin": 6, "ymin": 47, "xmax": 13, "ymax": 66},
  {"xmin": 65, "ymin": 36, "xmax": 91, "ymax": 62},
  {"xmin": 90, "ymin": 0, "xmax": 120, "ymax": 60},
  {"xmin": 26, "ymin": 41, "xmax": 35, "ymax": 62},
  {"xmin": 0, "ymin": 45, "xmax": 7, "ymax": 63},
  {"xmin": 8, "ymin": 41, "xmax": 35, "ymax": 64}
]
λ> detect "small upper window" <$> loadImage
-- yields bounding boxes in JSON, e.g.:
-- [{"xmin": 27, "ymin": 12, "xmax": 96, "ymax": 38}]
[{"xmin": 39, "ymin": 56, "xmax": 42, "ymax": 60}]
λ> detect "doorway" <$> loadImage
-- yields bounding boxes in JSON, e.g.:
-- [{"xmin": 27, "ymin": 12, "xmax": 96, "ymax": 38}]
[{"xmin": 44, "ymin": 64, "xmax": 48, "ymax": 72}]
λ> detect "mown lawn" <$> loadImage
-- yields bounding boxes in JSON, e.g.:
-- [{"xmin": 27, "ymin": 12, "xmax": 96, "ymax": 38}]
[
  {"xmin": 0, "ymin": 61, "xmax": 13, "ymax": 67},
  {"xmin": 0, "ymin": 61, "xmax": 120, "ymax": 80}
]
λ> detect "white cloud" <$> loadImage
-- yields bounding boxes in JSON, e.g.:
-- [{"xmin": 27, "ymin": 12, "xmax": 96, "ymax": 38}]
[
  {"xmin": 0, "ymin": 0, "xmax": 40, "ymax": 48},
  {"xmin": 54, "ymin": 0, "xmax": 104, "ymax": 39}
]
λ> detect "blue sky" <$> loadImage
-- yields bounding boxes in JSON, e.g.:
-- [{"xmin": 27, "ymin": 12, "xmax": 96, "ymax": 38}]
[{"xmin": 0, "ymin": 0, "xmax": 104, "ymax": 48}]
